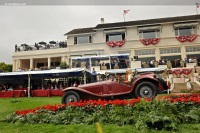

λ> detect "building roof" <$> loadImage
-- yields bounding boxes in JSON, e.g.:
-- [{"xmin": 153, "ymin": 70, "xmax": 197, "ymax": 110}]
[
  {"xmin": 65, "ymin": 27, "xmax": 94, "ymax": 35},
  {"xmin": 65, "ymin": 14, "xmax": 200, "ymax": 35},
  {"xmin": 95, "ymin": 14, "xmax": 200, "ymax": 29}
]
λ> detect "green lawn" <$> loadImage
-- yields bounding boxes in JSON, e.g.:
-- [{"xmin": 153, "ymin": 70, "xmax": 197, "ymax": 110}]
[{"xmin": 0, "ymin": 97, "xmax": 200, "ymax": 133}]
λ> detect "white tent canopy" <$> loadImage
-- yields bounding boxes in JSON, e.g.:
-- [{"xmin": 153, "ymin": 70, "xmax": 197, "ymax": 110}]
[
  {"xmin": 96, "ymin": 67, "xmax": 165, "ymax": 75},
  {"xmin": 0, "ymin": 68, "xmax": 91, "ymax": 77},
  {"xmin": 0, "ymin": 68, "xmax": 91, "ymax": 97}
]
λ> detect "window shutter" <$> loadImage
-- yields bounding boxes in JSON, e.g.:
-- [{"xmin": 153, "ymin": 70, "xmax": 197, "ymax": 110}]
[
  {"xmin": 106, "ymin": 35, "xmax": 109, "ymax": 42},
  {"xmin": 74, "ymin": 37, "xmax": 77, "ymax": 44},
  {"xmin": 89, "ymin": 36, "xmax": 92, "ymax": 43},
  {"xmin": 122, "ymin": 33, "xmax": 125, "ymax": 40}
]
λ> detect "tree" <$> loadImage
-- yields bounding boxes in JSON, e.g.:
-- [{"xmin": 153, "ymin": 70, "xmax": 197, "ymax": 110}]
[
  {"xmin": 60, "ymin": 61, "xmax": 69, "ymax": 69},
  {"xmin": 0, "ymin": 62, "xmax": 12, "ymax": 72}
]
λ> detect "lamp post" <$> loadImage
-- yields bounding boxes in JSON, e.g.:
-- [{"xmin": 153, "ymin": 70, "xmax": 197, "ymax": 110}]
[
  {"xmin": 28, "ymin": 74, "xmax": 31, "ymax": 97},
  {"xmin": 82, "ymin": 69, "xmax": 86, "ymax": 84}
]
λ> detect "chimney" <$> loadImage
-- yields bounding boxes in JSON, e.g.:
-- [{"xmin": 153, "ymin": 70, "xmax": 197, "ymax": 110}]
[{"xmin": 100, "ymin": 18, "xmax": 104, "ymax": 24}]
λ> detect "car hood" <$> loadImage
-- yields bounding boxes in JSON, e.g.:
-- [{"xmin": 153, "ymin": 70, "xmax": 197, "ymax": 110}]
[{"xmin": 78, "ymin": 80, "xmax": 113, "ymax": 88}]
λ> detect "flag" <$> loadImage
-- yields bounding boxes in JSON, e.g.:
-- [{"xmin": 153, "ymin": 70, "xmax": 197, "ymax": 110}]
[
  {"xmin": 196, "ymin": 3, "xmax": 200, "ymax": 8},
  {"xmin": 124, "ymin": 10, "xmax": 130, "ymax": 14}
]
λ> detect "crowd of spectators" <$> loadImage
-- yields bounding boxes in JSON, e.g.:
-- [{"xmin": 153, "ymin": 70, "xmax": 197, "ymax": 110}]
[
  {"xmin": 141, "ymin": 57, "xmax": 199, "ymax": 69},
  {"xmin": 15, "ymin": 41, "xmax": 67, "ymax": 52},
  {"xmin": 0, "ymin": 84, "xmax": 13, "ymax": 91},
  {"xmin": 17, "ymin": 67, "xmax": 50, "ymax": 72}
]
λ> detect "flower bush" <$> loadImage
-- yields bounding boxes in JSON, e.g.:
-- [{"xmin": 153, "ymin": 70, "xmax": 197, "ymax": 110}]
[
  {"xmin": 2, "ymin": 94, "xmax": 200, "ymax": 131},
  {"xmin": 15, "ymin": 104, "xmax": 66, "ymax": 116}
]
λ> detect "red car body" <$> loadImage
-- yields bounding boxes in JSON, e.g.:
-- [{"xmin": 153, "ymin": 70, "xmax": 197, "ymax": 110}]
[{"xmin": 62, "ymin": 72, "xmax": 168, "ymax": 104}]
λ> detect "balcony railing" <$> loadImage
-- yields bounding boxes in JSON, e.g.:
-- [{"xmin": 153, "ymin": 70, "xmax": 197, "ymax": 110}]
[{"xmin": 15, "ymin": 43, "xmax": 67, "ymax": 52}]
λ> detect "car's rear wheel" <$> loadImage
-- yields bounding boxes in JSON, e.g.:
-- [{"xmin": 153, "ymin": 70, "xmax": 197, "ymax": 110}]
[
  {"xmin": 135, "ymin": 81, "xmax": 157, "ymax": 98},
  {"xmin": 62, "ymin": 91, "xmax": 80, "ymax": 105}
]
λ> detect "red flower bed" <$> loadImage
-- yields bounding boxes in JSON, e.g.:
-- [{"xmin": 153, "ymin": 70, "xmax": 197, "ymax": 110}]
[
  {"xmin": 158, "ymin": 93, "xmax": 200, "ymax": 104},
  {"xmin": 68, "ymin": 97, "xmax": 142, "ymax": 107},
  {"xmin": 15, "ymin": 104, "xmax": 66, "ymax": 116},
  {"xmin": 15, "ymin": 94, "xmax": 200, "ymax": 117}
]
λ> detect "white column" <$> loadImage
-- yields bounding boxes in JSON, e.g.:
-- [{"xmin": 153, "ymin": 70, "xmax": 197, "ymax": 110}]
[
  {"xmin": 61, "ymin": 56, "xmax": 66, "ymax": 62},
  {"xmin": 155, "ymin": 47, "xmax": 160, "ymax": 61},
  {"xmin": 48, "ymin": 57, "xmax": 51, "ymax": 69},
  {"xmin": 15, "ymin": 60, "xmax": 19, "ymax": 71},
  {"xmin": 131, "ymin": 49, "xmax": 135, "ymax": 57},
  {"xmin": 12, "ymin": 60, "xmax": 16, "ymax": 72},
  {"xmin": 30, "ymin": 58, "xmax": 33, "ymax": 69},
  {"xmin": 181, "ymin": 46, "xmax": 186, "ymax": 60},
  {"xmin": 18, "ymin": 59, "xmax": 21, "ymax": 69},
  {"xmin": 67, "ymin": 57, "xmax": 71, "ymax": 68}
]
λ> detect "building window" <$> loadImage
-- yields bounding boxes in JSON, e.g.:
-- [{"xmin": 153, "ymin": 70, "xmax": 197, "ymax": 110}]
[
  {"xmin": 74, "ymin": 35, "xmax": 92, "ymax": 44},
  {"xmin": 117, "ymin": 51, "xmax": 131, "ymax": 54},
  {"xmin": 135, "ymin": 49, "xmax": 155, "ymax": 56},
  {"xmin": 139, "ymin": 30, "xmax": 160, "ymax": 39},
  {"xmin": 106, "ymin": 33, "xmax": 125, "ymax": 42},
  {"xmin": 175, "ymin": 27, "xmax": 196, "ymax": 36},
  {"xmin": 160, "ymin": 47, "xmax": 181, "ymax": 54},
  {"xmin": 71, "ymin": 58, "xmax": 90, "ymax": 69},
  {"xmin": 186, "ymin": 46, "xmax": 200, "ymax": 52}
]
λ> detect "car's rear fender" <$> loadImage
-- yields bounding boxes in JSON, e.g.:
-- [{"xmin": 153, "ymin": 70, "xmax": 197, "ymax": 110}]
[{"xmin": 131, "ymin": 78, "xmax": 160, "ymax": 91}]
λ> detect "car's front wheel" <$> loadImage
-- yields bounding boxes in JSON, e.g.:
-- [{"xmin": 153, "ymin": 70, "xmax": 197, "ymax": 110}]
[
  {"xmin": 62, "ymin": 91, "xmax": 80, "ymax": 104},
  {"xmin": 135, "ymin": 81, "xmax": 157, "ymax": 98}
]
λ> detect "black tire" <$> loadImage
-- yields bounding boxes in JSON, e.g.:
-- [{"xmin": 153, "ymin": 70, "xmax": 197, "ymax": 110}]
[
  {"xmin": 135, "ymin": 81, "xmax": 157, "ymax": 98},
  {"xmin": 62, "ymin": 91, "xmax": 80, "ymax": 104}
]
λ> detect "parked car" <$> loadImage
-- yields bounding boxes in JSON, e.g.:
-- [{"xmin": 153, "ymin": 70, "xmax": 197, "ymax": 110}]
[{"xmin": 62, "ymin": 72, "xmax": 169, "ymax": 104}]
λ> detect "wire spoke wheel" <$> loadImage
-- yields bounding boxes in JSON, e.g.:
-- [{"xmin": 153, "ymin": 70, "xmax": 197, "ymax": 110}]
[
  {"xmin": 139, "ymin": 86, "xmax": 153, "ymax": 98},
  {"xmin": 66, "ymin": 95, "xmax": 78, "ymax": 103},
  {"xmin": 62, "ymin": 91, "xmax": 80, "ymax": 104},
  {"xmin": 135, "ymin": 81, "xmax": 157, "ymax": 98}
]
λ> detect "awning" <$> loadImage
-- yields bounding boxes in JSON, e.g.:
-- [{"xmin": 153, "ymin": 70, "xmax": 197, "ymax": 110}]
[
  {"xmin": 96, "ymin": 67, "xmax": 165, "ymax": 75},
  {"xmin": 138, "ymin": 26, "xmax": 161, "ymax": 31},
  {"xmin": 174, "ymin": 22, "xmax": 199, "ymax": 28},
  {"xmin": 104, "ymin": 29, "xmax": 126, "ymax": 34},
  {"xmin": 0, "ymin": 68, "xmax": 91, "ymax": 79}
]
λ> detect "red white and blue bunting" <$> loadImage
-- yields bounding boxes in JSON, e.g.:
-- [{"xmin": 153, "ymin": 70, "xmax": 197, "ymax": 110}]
[
  {"xmin": 140, "ymin": 38, "xmax": 160, "ymax": 45},
  {"xmin": 171, "ymin": 68, "xmax": 193, "ymax": 75},
  {"xmin": 176, "ymin": 34, "xmax": 197, "ymax": 42},
  {"xmin": 106, "ymin": 40, "xmax": 126, "ymax": 47}
]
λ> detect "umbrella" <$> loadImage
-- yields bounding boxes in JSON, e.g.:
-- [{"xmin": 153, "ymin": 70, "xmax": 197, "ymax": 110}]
[
  {"xmin": 49, "ymin": 41, "xmax": 56, "ymax": 44},
  {"xmin": 21, "ymin": 43, "xmax": 28, "ymax": 46},
  {"xmin": 38, "ymin": 41, "xmax": 47, "ymax": 45}
]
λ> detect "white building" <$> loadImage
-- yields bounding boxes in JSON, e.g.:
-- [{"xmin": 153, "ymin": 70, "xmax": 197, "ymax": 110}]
[{"xmin": 12, "ymin": 14, "xmax": 200, "ymax": 71}]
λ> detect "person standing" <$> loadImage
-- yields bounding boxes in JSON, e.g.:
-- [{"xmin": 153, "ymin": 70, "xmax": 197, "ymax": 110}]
[
  {"xmin": 73, "ymin": 82, "xmax": 78, "ymax": 87},
  {"xmin": 180, "ymin": 59, "xmax": 184, "ymax": 68},
  {"xmin": 166, "ymin": 60, "xmax": 172, "ymax": 69},
  {"xmin": 91, "ymin": 68, "xmax": 97, "ymax": 82},
  {"xmin": 185, "ymin": 76, "xmax": 193, "ymax": 91},
  {"xmin": 154, "ymin": 61, "xmax": 159, "ymax": 68},
  {"xmin": 15, "ymin": 44, "xmax": 17, "ymax": 52},
  {"xmin": 184, "ymin": 58, "xmax": 187, "ymax": 67}
]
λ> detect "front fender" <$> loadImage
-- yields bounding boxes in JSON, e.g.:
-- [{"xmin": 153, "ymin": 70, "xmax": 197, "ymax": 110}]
[
  {"xmin": 63, "ymin": 87, "xmax": 81, "ymax": 92},
  {"xmin": 62, "ymin": 87, "xmax": 102, "ymax": 97}
]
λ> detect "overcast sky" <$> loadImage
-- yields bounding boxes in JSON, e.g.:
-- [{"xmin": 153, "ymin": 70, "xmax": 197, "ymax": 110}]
[{"xmin": 0, "ymin": 5, "xmax": 198, "ymax": 64}]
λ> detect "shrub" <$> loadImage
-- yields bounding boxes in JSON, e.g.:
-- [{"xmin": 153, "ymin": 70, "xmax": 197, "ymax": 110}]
[{"xmin": 2, "ymin": 94, "xmax": 200, "ymax": 131}]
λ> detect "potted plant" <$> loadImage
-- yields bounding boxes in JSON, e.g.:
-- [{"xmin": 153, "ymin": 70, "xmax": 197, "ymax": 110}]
[{"xmin": 60, "ymin": 61, "xmax": 69, "ymax": 69}]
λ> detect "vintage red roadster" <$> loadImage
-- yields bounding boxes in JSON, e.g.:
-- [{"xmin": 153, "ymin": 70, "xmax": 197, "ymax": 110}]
[{"xmin": 62, "ymin": 70, "xmax": 169, "ymax": 104}]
